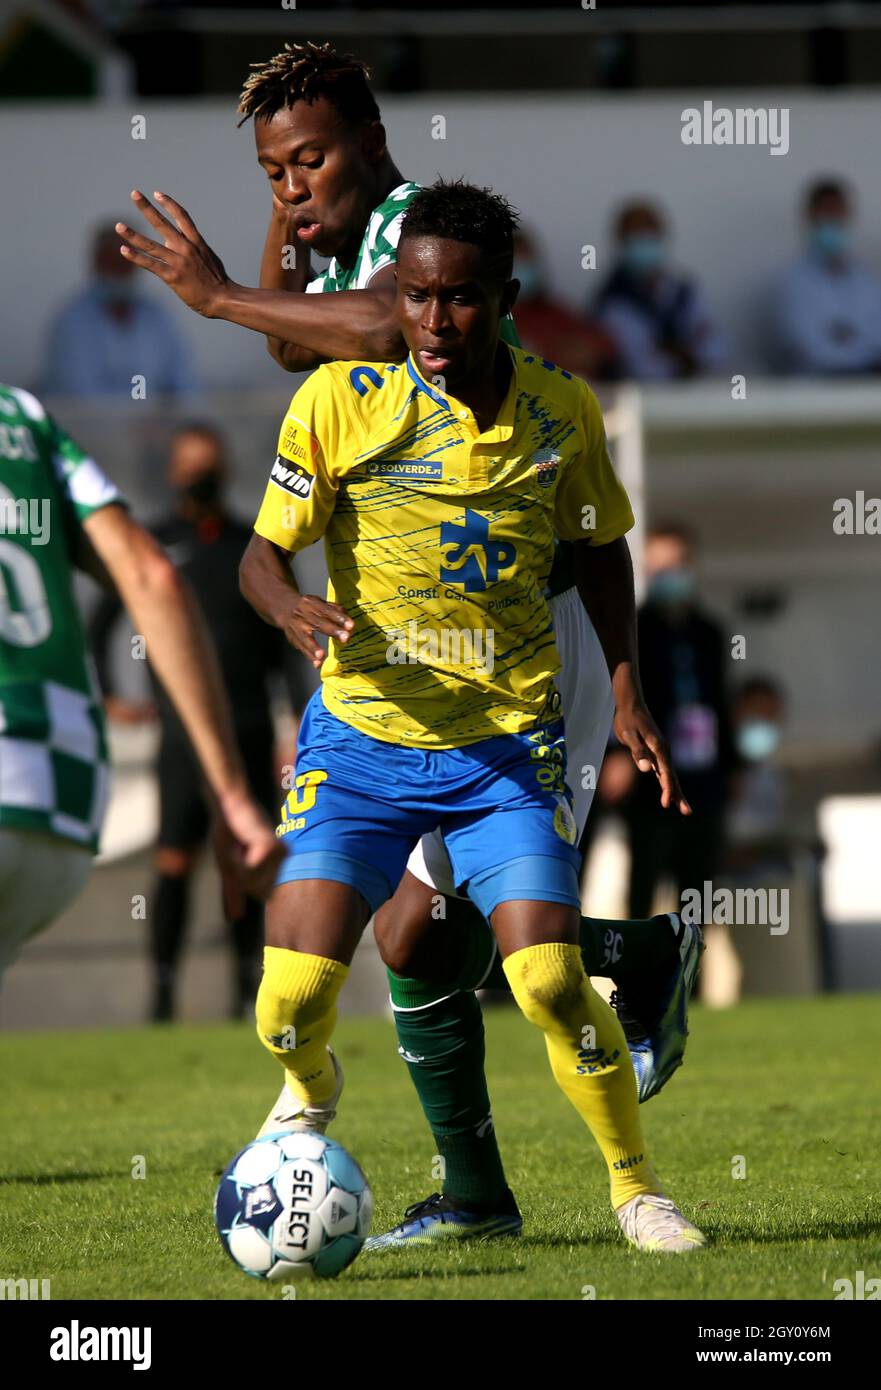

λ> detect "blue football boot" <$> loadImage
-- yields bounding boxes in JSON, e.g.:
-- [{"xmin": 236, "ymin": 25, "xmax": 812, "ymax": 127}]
[
  {"xmin": 363, "ymin": 1190, "xmax": 522, "ymax": 1250},
  {"xmin": 612, "ymin": 914, "xmax": 704, "ymax": 1103}
]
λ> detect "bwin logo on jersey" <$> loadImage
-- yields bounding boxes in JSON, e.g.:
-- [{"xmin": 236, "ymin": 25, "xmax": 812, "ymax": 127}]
[
  {"xmin": 532, "ymin": 448, "xmax": 561, "ymax": 488},
  {"xmin": 439, "ymin": 508, "xmax": 516, "ymax": 592},
  {"xmin": 270, "ymin": 455, "xmax": 314, "ymax": 499}
]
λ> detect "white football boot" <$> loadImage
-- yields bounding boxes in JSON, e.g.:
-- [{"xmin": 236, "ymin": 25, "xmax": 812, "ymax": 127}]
[
  {"xmin": 256, "ymin": 1047, "xmax": 344, "ymax": 1139},
  {"xmin": 616, "ymin": 1193, "xmax": 707, "ymax": 1253}
]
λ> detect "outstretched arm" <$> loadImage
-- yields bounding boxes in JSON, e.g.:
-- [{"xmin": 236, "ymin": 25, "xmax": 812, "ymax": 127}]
[
  {"xmin": 79, "ymin": 505, "xmax": 283, "ymax": 900},
  {"xmin": 222, "ymin": 263, "xmax": 401, "ymax": 371},
  {"xmin": 571, "ymin": 536, "xmax": 690, "ymax": 814},
  {"xmin": 117, "ymin": 190, "xmax": 404, "ymax": 371},
  {"xmin": 258, "ymin": 195, "xmax": 312, "ymax": 369}
]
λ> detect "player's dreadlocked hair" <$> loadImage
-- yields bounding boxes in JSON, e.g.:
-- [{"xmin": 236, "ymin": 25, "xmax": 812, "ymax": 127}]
[
  {"xmin": 399, "ymin": 179, "xmax": 521, "ymax": 284},
  {"xmin": 237, "ymin": 42, "xmax": 380, "ymax": 128}
]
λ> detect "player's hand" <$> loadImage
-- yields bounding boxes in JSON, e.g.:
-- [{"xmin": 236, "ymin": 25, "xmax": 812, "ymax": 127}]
[
  {"xmin": 212, "ymin": 787, "xmax": 284, "ymax": 921},
  {"xmin": 613, "ymin": 701, "xmax": 692, "ymax": 815},
  {"xmin": 116, "ymin": 190, "xmax": 229, "ymax": 317},
  {"xmin": 282, "ymin": 594, "xmax": 354, "ymax": 670},
  {"xmin": 270, "ymin": 188, "xmax": 294, "ymax": 218}
]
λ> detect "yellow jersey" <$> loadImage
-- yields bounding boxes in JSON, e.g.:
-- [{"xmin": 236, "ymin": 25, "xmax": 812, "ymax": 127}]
[{"xmin": 254, "ymin": 345, "xmax": 633, "ymax": 748}]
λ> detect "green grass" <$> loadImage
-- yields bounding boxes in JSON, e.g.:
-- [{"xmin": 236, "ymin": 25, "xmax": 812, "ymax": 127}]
[{"xmin": 1, "ymin": 996, "xmax": 879, "ymax": 1300}]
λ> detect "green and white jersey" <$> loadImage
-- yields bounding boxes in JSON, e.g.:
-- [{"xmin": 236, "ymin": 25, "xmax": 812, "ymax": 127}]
[
  {"xmin": 305, "ymin": 180, "xmax": 421, "ymax": 294},
  {"xmin": 305, "ymin": 177, "xmax": 521, "ymax": 344},
  {"xmin": 0, "ymin": 385, "xmax": 121, "ymax": 850}
]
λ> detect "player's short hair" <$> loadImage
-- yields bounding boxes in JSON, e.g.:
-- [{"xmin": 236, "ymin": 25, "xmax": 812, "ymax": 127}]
[
  {"xmin": 646, "ymin": 521, "xmax": 697, "ymax": 552},
  {"xmin": 170, "ymin": 421, "xmax": 227, "ymax": 453},
  {"xmin": 398, "ymin": 179, "xmax": 520, "ymax": 286},
  {"xmin": 168, "ymin": 419, "xmax": 220, "ymax": 442},
  {"xmin": 92, "ymin": 220, "xmax": 125, "ymax": 253},
  {"xmin": 804, "ymin": 176, "xmax": 851, "ymax": 214},
  {"xmin": 614, "ymin": 200, "xmax": 666, "ymax": 237},
  {"xmin": 237, "ymin": 42, "xmax": 380, "ymax": 128},
  {"xmin": 736, "ymin": 675, "xmax": 785, "ymax": 704}
]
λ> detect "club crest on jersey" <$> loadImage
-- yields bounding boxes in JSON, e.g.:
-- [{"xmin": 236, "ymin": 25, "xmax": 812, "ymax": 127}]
[
  {"xmin": 553, "ymin": 795, "xmax": 578, "ymax": 845},
  {"xmin": 532, "ymin": 448, "xmax": 561, "ymax": 488},
  {"xmin": 270, "ymin": 455, "xmax": 313, "ymax": 500}
]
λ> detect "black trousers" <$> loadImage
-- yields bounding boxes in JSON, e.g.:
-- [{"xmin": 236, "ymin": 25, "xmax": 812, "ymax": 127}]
[
  {"xmin": 157, "ymin": 721, "xmax": 278, "ymax": 848},
  {"xmin": 625, "ymin": 801, "xmax": 725, "ymax": 921},
  {"xmin": 151, "ymin": 721, "xmax": 278, "ymax": 992}
]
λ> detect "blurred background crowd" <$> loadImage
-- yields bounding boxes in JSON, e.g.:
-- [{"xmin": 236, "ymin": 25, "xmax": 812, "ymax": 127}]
[
  {"xmin": 2, "ymin": 0, "xmax": 880, "ymax": 1027},
  {"xmin": 37, "ymin": 174, "xmax": 881, "ymax": 398}
]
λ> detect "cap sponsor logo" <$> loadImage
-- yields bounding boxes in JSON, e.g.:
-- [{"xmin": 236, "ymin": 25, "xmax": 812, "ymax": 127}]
[{"xmin": 270, "ymin": 455, "xmax": 313, "ymax": 499}]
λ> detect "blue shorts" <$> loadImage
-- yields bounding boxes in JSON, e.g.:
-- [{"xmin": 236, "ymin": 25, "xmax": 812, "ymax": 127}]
[{"xmin": 274, "ymin": 690, "xmax": 581, "ymax": 920}]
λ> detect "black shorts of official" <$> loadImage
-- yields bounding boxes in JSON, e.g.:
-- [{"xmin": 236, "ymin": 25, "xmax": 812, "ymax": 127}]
[{"xmin": 157, "ymin": 721, "xmax": 278, "ymax": 851}]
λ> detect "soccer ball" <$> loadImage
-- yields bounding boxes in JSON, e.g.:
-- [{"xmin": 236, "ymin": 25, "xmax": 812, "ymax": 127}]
[{"xmin": 215, "ymin": 1130, "xmax": 373, "ymax": 1281}]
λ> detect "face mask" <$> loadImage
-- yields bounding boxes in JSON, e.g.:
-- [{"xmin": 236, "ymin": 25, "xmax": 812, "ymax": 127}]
[
  {"xmin": 648, "ymin": 567, "xmax": 695, "ymax": 606},
  {"xmin": 182, "ymin": 473, "xmax": 222, "ymax": 506},
  {"xmin": 514, "ymin": 260, "xmax": 542, "ymax": 300},
  {"xmin": 736, "ymin": 720, "xmax": 780, "ymax": 762},
  {"xmin": 93, "ymin": 273, "xmax": 137, "ymax": 305},
  {"xmin": 810, "ymin": 221, "xmax": 850, "ymax": 261},
  {"xmin": 622, "ymin": 234, "xmax": 665, "ymax": 275}
]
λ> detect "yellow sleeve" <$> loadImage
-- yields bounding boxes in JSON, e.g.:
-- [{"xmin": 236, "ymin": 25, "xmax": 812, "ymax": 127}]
[
  {"xmin": 553, "ymin": 385, "xmax": 635, "ymax": 544},
  {"xmin": 253, "ymin": 367, "xmax": 344, "ymax": 554}
]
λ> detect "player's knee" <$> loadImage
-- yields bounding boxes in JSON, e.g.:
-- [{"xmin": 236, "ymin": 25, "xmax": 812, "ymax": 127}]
[
  {"xmin": 255, "ymin": 946, "xmax": 345, "ymax": 1060},
  {"xmin": 504, "ymin": 943, "xmax": 586, "ymax": 1033},
  {"xmin": 374, "ymin": 908, "xmax": 420, "ymax": 976},
  {"xmin": 372, "ymin": 900, "xmax": 395, "ymax": 964},
  {"xmin": 378, "ymin": 939, "xmax": 413, "ymax": 977},
  {"xmin": 373, "ymin": 880, "xmax": 445, "ymax": 976}
]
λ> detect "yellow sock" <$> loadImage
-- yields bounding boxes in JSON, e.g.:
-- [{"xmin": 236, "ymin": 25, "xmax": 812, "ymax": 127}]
[
  {"xmin": 256, "ymin": 947, "xmax": 349, "ymax": 1107},
  {"xmin": 503, "ymin": 941, "xmax": 660, "ymax": 1208}
]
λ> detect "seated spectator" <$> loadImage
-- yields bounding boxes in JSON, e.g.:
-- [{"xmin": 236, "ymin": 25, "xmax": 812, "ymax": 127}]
[
  {"xmin": 42, "ymin": 221, "xmax": 196, "ymax": 397},
  {"xmin": 593, "ymin": 200, "xmax": 726, "ymax": 380},
  {"xmin": 771, "ymin": 177, "xmax": 881, "ymax": 375},
  {"xmin": 512, "ymin": 229, "xmax": 618, "ymax": 380}
]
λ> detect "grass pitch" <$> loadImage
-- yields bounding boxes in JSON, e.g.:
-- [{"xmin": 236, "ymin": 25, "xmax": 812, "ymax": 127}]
[{"xmin": 0, "ymin": 996, "xmax": 878, "ymax": 1301}]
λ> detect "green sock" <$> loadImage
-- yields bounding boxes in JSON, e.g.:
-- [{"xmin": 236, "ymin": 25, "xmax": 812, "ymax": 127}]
[
  {"xmin": 579, "ymin": 912, "xmax": 681, "ymax": 978},
  {"xmin": 386, "ymin": 909, "xmax": 678, "ymax": 1208},
  {"xmin": 389, "ymin": 970, "xmax": 509, "ymax": 1210},
  {"xmin": 480, "ymin": 913, "xmax": 680, "ymax": 990}
]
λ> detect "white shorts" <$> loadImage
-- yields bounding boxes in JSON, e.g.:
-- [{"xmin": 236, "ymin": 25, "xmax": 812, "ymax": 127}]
[
  {"xmin": 0, "ymin": 829, "xmax": 92, "ymax": 975},
  {"xmin": 405, "ymin": 586, "xmax": 613, "ymax": 898}
]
